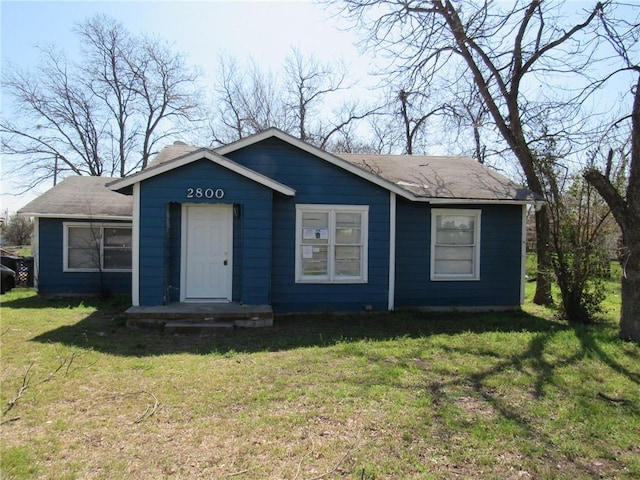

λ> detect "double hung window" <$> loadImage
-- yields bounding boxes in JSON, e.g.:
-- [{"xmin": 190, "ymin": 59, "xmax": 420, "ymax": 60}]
[
  {"xmin": 431, "ymin": 209, "xmax": 480, "ymax": 280},
  {"xmin": 296, "ymin": 205, "xmax": 368, "ymax": 283},
  {"xmin": 64, "ymin": 223, "xmax": 132, "ymax": 272}
]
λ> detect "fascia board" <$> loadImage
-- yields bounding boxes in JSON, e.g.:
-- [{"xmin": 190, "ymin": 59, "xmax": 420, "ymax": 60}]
[
  {"xmin": 215, "ymin": 128, "xmax": 417, "ymax": 201},
  {"xmin": 107, "ymin": 148, "xmax": 295, "ymax": 196},
  {"xmin": 19, "ymin": 213, "xmax": 132, "ymax": 221}
]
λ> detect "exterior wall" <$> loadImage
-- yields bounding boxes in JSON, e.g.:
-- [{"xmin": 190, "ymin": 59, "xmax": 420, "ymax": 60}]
[
  {"xmin": 36, "ymin": 217, "xmax": 132, "ymax": 296},
  {"xmin": 226, "ymin": 138, "xmax": 391, "ymax": 312},
  {"xmin": 394, "ymin": 200, "xmax": 523, "ymax": 308},
  {"xmin": 138, "ymin": 159, "xmax": 273, "ymax": 306}
]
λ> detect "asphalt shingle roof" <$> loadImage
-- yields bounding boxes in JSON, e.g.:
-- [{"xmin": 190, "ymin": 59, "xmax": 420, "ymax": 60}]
[
  {"xmin": 18, "ymin": 176, "xmax": 133, "ymax": 218},
  {"xmin": 335, "ymin": 153, "xmax": 540, "ymax": 202},
  {"xmin": 19, "ymin": 139, "xmax": 541, "ymax": 218}
]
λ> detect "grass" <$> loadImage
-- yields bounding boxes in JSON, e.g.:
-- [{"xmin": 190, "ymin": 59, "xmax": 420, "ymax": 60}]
[{"xmin": 1, "ymin": 279, "xmax": 638, "ymax": 479}]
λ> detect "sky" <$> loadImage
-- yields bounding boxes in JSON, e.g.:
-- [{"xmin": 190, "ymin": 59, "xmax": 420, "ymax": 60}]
[
  {"xmin": 1, "ymin": 1, "xmax": 637, "ymax": 216},
  {"xmin": 1, "ymin": 0, "xmax": 376, "ymax": 215}
]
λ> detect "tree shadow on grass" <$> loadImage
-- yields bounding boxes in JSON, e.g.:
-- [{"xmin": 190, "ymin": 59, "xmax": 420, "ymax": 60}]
[
  {"xmin": 2, "ymin": 291, "xmax": 131, "ymax": 311},
  {"xmin": 26, "ymin": 303, "xmax": 567, "ymax": 357}
]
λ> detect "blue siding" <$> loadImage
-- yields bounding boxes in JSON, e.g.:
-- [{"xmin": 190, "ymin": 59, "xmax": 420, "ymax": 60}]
[
  {"xmin": 167, "ymin": 203, "xmax": 182, "ymax": 303},
  {"xmin": 37, "ymin": 218, "xmax": 132, "ymax": 296},
  {"xmin": 227, "ymin": 138, "xmax": 391, "ymax": 313},
  {"xmin": 33, "ymin": 138, "xmax": 527, "ymax": 311},
  {"xmin": 394, "ymin": 200, "xmax": 523, "ymax": 308},
  {"xmin": 138, "ymin": 159, "xmax": 273, "ymax": 306}
]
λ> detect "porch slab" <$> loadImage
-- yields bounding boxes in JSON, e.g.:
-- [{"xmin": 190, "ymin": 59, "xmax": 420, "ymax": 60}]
[{"xmin": 125, "ymin": 302, "xmax": 273, "ymax": 331}]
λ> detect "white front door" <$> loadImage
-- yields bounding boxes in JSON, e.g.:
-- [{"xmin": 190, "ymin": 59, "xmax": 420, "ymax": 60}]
[{"xmin": 181, "ymin": 204, "xmax": 233, "ymax": 302}]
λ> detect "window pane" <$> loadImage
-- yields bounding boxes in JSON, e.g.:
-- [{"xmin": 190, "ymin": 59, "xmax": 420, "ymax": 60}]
[
  {"xmin": 302, "ymin": 212, "xmax": 329, "ymax": 245},
  {"xmin": 68, "ymin": 248, "xmax": 100, "ymax": 269},
  {"xmin": 336, "ymin": 227, "xmax": 361, "ymax": 244},
  {"xmin": 336, "ymin": 212, "xmax": 361, "ymax": 228},
  {"xmin": 437, "ymin": 215, "xmax": 474, "ymax": 231},
  {"xmin": 302, "ymin": 212, "xmax": 328, "ymax": 228},
  {"xmin": 104, "ymin": 248, "xmax": 132, "ymax": 269},
  {"xmin": 68, "ymin": 227, "xmax": 100, "ymax": 248},
  {"xmin": 436, "ymin": 230, "xmax": 474, "ymax": 245},
  {"xmin": 104, "ymin": 228, "xmax": 132, "ymax": 248},
  {"xmin": 336, "ymin": 212, "xmax": 362, "ymax": 244},
  {"xmin": 434, "ymin": 246, "xmax": 474, "ymax": 275},
  {"xmin": 435, "ymin": 246, "xmax": 473, "ymax": 261},
  {"xmin": 302, "ymin": 246, "xmax": 328, "ymax": 276},
  {"xmin": 335, "ymin": 246, "xmax": 361, "ymax": 276},
  {"xmin": 435, "ymin": 259, "xmax": 474, "ymax": 275},
  {"xmin": 68, "ymin": 227, "xmax": 100, "ymax": 269}
]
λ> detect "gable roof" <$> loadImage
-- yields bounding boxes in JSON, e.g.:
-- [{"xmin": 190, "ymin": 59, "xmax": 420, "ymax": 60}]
[
  {"xmin": 19, "ymin": 129, "xmax": 541, "ymax": 220},
  {"xmin": 216, "ymin": 128, "xmax": 417, "ymax": 200},
  {"xmin": 108, "ymin": 147, "xmax": 296, "ymax": 196},
  {"xmin": 217, "ymin": 128, "xmax": 541, "ymax": 204},
  {"xmin": 18, "ymin": 176, "xmax": 133, "ymax": 219},
  {"xmin": 337, "ymin": 154, "xmax": 541, "ymax": 203}
]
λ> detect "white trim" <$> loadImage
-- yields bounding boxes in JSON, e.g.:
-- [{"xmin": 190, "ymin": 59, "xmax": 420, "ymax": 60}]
[
  {"xmin": 180, "ymin": 204, "xmax": 233, "ymax": 302},
  {"xmin": 217, "ymin": 128, "xmax": 416, "ymax": 201},
  {"xmin": 20, "ymin": 213, "xmax": 132, "ymax": 221},
  {"xmin": 32, "ymin": 217, "xmax": 39, "ymax": 292},
  {"xmin": 180, "ymin": 205, "xmax": 187, "ymax": 301},
  {"xmin": 215, "ymin": 128, "xmax": 542, "ymax": 205},
  {"xmin": 63, "ymin": 222, "xmax": 133, "ymax": 273},
  {"xmin": 425, "ymin": 198, "xmax": 540, "ymax": 205},
  {"xmin": 388, "ymin": 192, "xmax": 396, "ymax": 311},
  {"xmin": 520, "ymin": 204, "xmax": 527, "ymax": 305},
  {"xmin": 295, "ymin": 204, "xmax": 369, "ymax": 284},
  {"xmin": 108, "ymin": 149, "xmax": 296, "ymax": 196},
  {"xmin": 430, "ymin": 208, "xmax": 481, "ymax": 281},
  {"xmin": 132, "ymin": 183, "xmax": 140, "ymax": 306}
]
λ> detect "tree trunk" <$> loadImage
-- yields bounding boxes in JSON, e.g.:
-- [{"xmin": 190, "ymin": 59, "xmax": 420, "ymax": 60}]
[
  {"xmin": 620, "ymin": 226, "xmax": 640, "ymax": 341},
  {"xmin": 533, "ymin": 204, "xmax": 554, "ymax": 305}
]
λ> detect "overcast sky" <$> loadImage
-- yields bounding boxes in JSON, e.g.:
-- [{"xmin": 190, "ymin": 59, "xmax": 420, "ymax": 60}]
[{"xmin": 1, "ymin": 0, "xmax": 376, "ymax": 214}]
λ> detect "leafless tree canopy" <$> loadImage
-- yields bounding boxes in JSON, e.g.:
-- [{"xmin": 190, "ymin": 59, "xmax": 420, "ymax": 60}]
[
  {"xmin": 1, "ymin": 14, "xmax": 202, "ymax": 188},
  {"xmin": 206, "ymin": 48, "xmax": 380, "ymax": 151},
  {"xmin": 335, "ymin": 0, "xmax": 628, "ymax": 306}
]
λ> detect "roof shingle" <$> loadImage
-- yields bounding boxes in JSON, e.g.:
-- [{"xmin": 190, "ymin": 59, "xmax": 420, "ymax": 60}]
[
  {"xmin": 19, "ymin": 176, "xmax": 133, "ymax": 218},
  {"xmin": 336, "ymin": 153, "xmax": 540, "ymax": 202}
]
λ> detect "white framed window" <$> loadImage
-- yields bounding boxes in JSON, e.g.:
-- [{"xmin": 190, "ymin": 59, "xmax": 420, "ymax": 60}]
[
  {"xmin": 295, "ymin": 205, "xmax": 368, "ymax": 283},
  {"xmin": 63, "ymin": 223, "xmax": 132, "ymax": 272},
  {"xmin": 431, "ymin": 209, "xmax": 481, "ymax": 281}
]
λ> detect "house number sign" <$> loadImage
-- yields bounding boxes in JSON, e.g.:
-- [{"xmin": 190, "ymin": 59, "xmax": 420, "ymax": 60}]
[{"xmin": 186, "ymin": 188, "xmax": 225, "ymax": 199}]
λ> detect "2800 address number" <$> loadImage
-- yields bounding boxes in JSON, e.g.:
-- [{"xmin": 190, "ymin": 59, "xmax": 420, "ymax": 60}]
[{"xmin": 186, "ymin": 188, "xmax": 225, "ymax": 199}]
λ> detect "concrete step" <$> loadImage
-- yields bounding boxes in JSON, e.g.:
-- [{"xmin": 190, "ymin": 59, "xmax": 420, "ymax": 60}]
[
  {"xmin": 124, "ymin": 303, "xmax": 274, "ymax": 331},
  {"xmin": 164, "ymin": 321, "xmax": 235, "ymax": 334}
]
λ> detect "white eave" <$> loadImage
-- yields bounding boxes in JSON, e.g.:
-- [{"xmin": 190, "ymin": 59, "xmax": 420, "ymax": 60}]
[
  {"xmin": 215, "ymin": 128, "xmax": 417, "ymax": 201},
  {"xmin": 216, "ymin": 128, "xmax": 542, "ymax": 205},
  {"xmin": 108, "ymin": 148, "xmax": 296, "ymax": 196},
  {"xmin": 18, "ymin": 213, "xmax": 132, "ymax": 220}
]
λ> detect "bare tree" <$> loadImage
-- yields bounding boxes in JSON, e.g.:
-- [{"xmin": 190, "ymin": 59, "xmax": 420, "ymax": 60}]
[
  {"xmin": 283, "ymin": 48, "xmax": 349, "ymax": 144},
  {"xmin": 337, "ymin": 0, "xmax": 613, "ymax": 306},
  {"xmin": 581, "ymin": 6, "xmax": 640, "ymax": 341},
  {"xmin": 1, "ymin": 14, "xmax": 201, "ymax": 187},
  {"xmin": 207, "ymin": 48, "xmax": 378, "ymax": 150},
  {"xmin": 396, "ymin": 88, "xmax": 447, "ymax": 154},
  {"xmin": 585, "ymin": 78, "xmax": 640, "ymax": 341},
  {"xmin": 208, "ymin": 56, "xmax": 290, "ymax": 145}
]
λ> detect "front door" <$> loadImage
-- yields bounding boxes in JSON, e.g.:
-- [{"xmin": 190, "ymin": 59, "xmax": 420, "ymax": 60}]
[{"xmin": 181, "ymin": 204, "xmax": 232, "ymax": 302}]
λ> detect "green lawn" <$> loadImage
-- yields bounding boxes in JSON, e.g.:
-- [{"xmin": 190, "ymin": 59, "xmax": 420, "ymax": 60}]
[{"xmin": 1, "ymin": 281, "xmax": 638, "ymax": 479}]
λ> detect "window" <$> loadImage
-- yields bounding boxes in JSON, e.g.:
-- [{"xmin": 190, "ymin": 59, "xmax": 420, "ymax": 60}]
[
  {"xmin": 296, "ymin": 205, "xmax": 368, "ymax": 283},
  {"xmin": 64, "ymin": 223, "xmax": 132, "ymax": 272},
  {"xmin": 431, "ymin": 209, "xmax": 480, "ymax": 280}
]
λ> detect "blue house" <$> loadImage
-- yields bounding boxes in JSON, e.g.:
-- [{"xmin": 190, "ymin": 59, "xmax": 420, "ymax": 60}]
[{"xmin": 19, "ymin": 129, "xmax": 540, "ymax": 325}]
